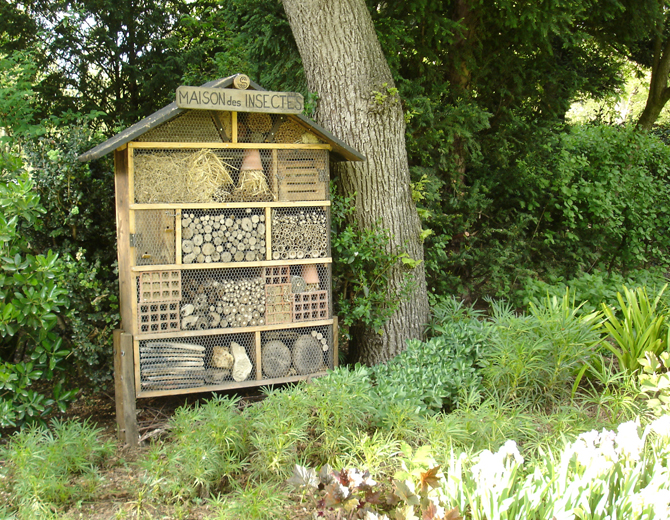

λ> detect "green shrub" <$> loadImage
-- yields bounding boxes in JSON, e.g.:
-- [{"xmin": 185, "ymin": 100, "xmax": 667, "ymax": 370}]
[
  {"xmin": 0, "ymin": 153, "xmax": 76, "ymax": 428},
  {"xmin": 482, "ymin": 292, "xmax": 603, "ymax": 405},
  {"xmin": 513, "ymin": 268, "xmax": 670, "ymax": 313},
  {"xmin": 372, "ymin": 318, "xmax": 489, "ymax": 416},
  {"xmin": 245, "ymin": 366, "xmax": 377, "ymax": 478},
  {"xmin": 0, "ymin": 419, "xmax": 113, "ymax": 515},
  {"xmin": 141, "ymin": 395, "xmax": 247, "ymax": 499}
]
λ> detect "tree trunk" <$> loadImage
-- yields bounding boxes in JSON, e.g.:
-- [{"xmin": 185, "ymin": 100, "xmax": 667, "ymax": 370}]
[
  {"xmin": 637, "ymin": 33, "xmax": 670, "ymax": 131},
  {"xmin": 281, "ymin": 0, "xmax": 429, "ymax": 365}
]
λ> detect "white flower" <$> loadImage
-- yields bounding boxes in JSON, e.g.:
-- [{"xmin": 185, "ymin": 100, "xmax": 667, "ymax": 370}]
[
  {"xmin": 649, "ymin": 415, "xmax": 670, "ymax": 439},
  {"xmin": 616, "ymin": 420, "xmax": 643, "ymax": 462}
]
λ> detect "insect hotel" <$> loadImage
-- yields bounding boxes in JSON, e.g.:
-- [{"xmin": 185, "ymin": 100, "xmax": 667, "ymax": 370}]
[{"xmin": 78, "ymin": 74, "xmax": 364, "ymax": 444}]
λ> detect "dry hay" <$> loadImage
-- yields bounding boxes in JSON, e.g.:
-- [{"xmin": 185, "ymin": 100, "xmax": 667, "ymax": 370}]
[
  {"xmin": 234, "ymin": 170, "xmax": 272, "ymax": 200},
  {"xmin": 247, "ymin": 113, "xmax": 273, "ymax": 133},
  {"xmin": 134, "ymin": 149, "xmax": 235, "ymax": 203}
]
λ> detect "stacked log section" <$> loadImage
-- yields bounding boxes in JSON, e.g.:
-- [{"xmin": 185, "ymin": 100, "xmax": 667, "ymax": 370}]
[
  {"xmin": 181, "ymin": 274, "xmax": 266, "ymax": 330},
  {"xmin": 182, "ymin": 209, "xmax": 266, "ymax": 264},
  {"xmin": 271, "ymin": 209, "xmax": 328, "ymax": 260}
]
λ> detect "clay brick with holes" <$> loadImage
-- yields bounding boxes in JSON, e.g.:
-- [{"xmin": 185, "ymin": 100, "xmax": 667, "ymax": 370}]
[
  {"xmin": 265, "ymin": 284, "xmax": 292, "ymax": 324},
  {"xmin": 139, "ymin": 271, "xmax": 181, "ymax": 302},
  {"xmin": 264, "ymin": 266, "xmax": 290, "ymax": 285},
  {"xmin": 139, "ymin": 301, "xmax": 180, "ymax": 333},
  {"xmin": 293, "ymin": 291, "xmax": 328, "ymax": 322}
]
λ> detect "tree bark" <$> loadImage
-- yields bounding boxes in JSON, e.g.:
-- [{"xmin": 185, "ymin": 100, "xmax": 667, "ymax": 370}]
[
  {"xmin": 281, "ymin": 0, "xmax": 429, "ymax": 365},
  {"xmin": 637, "ymin": 30, "xmax": 670, "ymax": 131}
]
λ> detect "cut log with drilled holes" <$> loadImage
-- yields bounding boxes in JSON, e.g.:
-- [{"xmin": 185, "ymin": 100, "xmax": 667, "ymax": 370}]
[
  {"xmin": 292, "ymin": 334, "xmax": 323, "ymax": 374},
  {"xmin": 262, "ymin": 340, "xmax": 292, "ymax": 378}
]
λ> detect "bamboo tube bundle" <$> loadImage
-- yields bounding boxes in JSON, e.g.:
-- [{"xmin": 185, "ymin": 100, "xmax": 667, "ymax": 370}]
[
  {"xmin": 182, "ymin": 209, "xmax": 266, "ymax": 264},
  {"xmin": 271, "ymin": 209, "xmax": 328, "ymax": 259}
]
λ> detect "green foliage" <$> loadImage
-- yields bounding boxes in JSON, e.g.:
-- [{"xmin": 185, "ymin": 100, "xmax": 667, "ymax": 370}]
[
  {"xmin": 0, "ymin": 153, "xmax": 75, "ymax": 428},
  {"xmin": 513, "ymin": 267, "xmax": 670, "ymax": 313},
  {"xmin": 372, "ymin": 320, "xmax": 489, "ymax": 416},
  {"xmin": 482, "ymin": 292, "xmax": 603, "ymax": 406},
  {"xmin": 0, "ymin": 419, "xmax": 113, "ymax": 515},
  {"xmin": 141, "ymin": 395, "xmax": 248, "ymax": 500},
  {"xmin": 212, "ymin": 481, "xmax": 289, "ymax": 520},
  {"xmin": 601, "ymin": 285, "xmax": 669, "ymax": 374},
  {"xmin": 245, "ymin": 366, "xmax": 377, "ymax": 478},
  {"xmin": 331, "ymin": 188, "xmax": 413, "ymax": 337},
  {"xmin": 639, "ymin": 351, "xmax": 670, "ymax": 416}
]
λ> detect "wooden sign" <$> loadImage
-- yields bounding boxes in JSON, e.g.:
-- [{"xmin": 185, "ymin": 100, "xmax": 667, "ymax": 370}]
[{"xmin": 176, "ymin": 87, "xmax": 304, "ymax": 114}]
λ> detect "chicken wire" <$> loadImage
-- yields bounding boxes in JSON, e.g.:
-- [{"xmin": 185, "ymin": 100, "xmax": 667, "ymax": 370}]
[
  {"xmin": 138, "ymin": 332, "xmax": 256, "ymax": 391},
  {"xmin": 134, "ymin": 210, "xmax": 176, "ymax": 266},
  {"xmin": 180, "ymin": 208, "xmax": 267, "ymax": 264},
  {"xmin": 261, "ymin": 325, "xmax": 333, "ymax": 378},
  {"xmin": 136, "ymin": 110, "xmax": 232, "ymax": 143},
  {"xmin": 133, "ymin": 148, "xmax": 276, "ymax": 204},
  {"xmin": 134, "ymin": 264, "xmax": 331, "ymax": 335},
  {"xmin": 237, "ymin": 113, "xmax": 323, "ymax": 145},
  {"xmin": 271, "ymin": 207, "xmax": 330, "ymax": 259}
]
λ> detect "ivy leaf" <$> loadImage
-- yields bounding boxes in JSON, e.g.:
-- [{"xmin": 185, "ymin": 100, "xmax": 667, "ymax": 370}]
[
  {"xmin": 444, "ymin": 507, "xmax": 464, "ymax": 520},
  {"xmin": 419, "ymin": 466, "xmax": 441, "ymax": 494}
]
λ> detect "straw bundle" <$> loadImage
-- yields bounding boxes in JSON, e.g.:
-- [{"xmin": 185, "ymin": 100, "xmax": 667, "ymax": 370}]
[
  {"xmin": 247, "ymin": 113, "xmax": 273, "ymax": 133},
  {"xmin": 232, "ymin": 170, "xmax": 272, "ymax": 201},
  {"xmin": 275, "ymin": 120, "xmax": 304, "ymax": 143},
  {"xmin": 134, "ymin": 149, "xmax": 235, "ymax": 203}
]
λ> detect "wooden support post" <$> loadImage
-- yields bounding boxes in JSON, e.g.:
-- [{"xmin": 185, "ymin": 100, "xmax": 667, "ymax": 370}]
[
  {"xmin": 114, "ymin": 330, "xmax": 138, "ymax": 447},
  {"xmin": 333, "ymin": 316, "xmax": 339, "ymax": 368},
  {"xmin": 255, "ymin": 330, "xmax": 262, "ymax": 380},
  {"xmin": 265, "ymin": 207, "xmax": 272, "ymax": 260}
]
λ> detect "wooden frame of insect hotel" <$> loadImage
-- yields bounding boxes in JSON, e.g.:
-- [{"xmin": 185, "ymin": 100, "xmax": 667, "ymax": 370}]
[{"xmin": 78, "ymin": 74, "xmax": 365, "ymax": 445}]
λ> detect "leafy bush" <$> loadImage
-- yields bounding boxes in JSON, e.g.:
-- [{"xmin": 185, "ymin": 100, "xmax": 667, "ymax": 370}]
[
  {"xmin": 513, "ymin": 267, "xmax": 670, "ymax": 313},
  {"xmin": 0, "ymin": 153, "xmax": 76, "ymax": 427},
  {"xmin": 372, "ymin": 318, "xmax": 490, "ymax": 416},
  {"xmin": 0, "ymin": 419, "xmax": 113, "ymax": 515},
  {"xmin": 141, "ymin": 395, "xmax": 248, "ymax": 499},
  {"xmin": 330, "ymin": 187, "xmax": 414, "ymax": 340},
  {"xmin": 639, "ymin": 351, "xmax": 670, "ymax": 416},
  {"xmin": 482, "ymin": 292, "xmax": 603, "ymax": 405}
]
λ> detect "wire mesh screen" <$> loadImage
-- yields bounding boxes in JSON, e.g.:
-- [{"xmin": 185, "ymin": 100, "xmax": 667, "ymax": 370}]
[
  {"xmin": 134, "ymin": 210, "xmax": 176, "ymax": 265},
  {"xmin": 271, "ymin": 207, "xmax": 330, "ymax": 259},
  {"xmin": 181, "ymin": 208, "xmax": 266, "ymax": 264},
  {"xmin": 136, "ymin": 110, "xmax": 231, "ymax": 143},
  {"xmin": 133, "ymin": 148, "xmax": 279, "ymax": 204},
  {"xmin": 237, "ymin": 113, "xmax": 323, "ymax": 144},
  {"xmin": 261, "ymin": 325, "xmax": 332, "ymax": 378},
  {"xmin": 180, "ymin": 268, "xmax": 266, "ymax": 330},
  {"xmin": 138, "ymin": 332, "xmax": 256, "ymax": 391}
]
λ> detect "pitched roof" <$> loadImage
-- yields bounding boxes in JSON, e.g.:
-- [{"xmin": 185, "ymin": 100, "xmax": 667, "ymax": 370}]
[{"xmin": 77, "ymin": 74, "xmax": 365, "ymax": 163}]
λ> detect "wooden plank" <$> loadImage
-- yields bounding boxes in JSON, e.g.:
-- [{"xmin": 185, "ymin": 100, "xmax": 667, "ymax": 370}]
[
  {"xmin": 131, "ymin": 257, "xmax": 331, "ymax": 272},
  {"xmin": 333, "ymin": 317, "xmax": 339, "ymax": 368},
  {"xmin": 114, "ymin": 149, "xmax": 134, "ymax": 333},
  {"xmin": 128, "ymin": 142, "xmax": 331, "ymax": 151},
  {"xmin": 130, "ymin": 201, "xmax": 330, "ymax": 210},
  {"xmin": 271, "ymin": 149, "xmax": 279, "ymax": 200},
  {"xmin": 113, "ymin": 330, "xmax": 126, "ymax": 442},
  {"xmin": 128, "ymin": 149, "xmax": 139, "ymax": 336},
  {"xmin": 265, "ymin": 207, "xmax": 272, "ymax": 261},
  {"xmin": 120, "ymin": 332, "xmax": 139, "ymax": 447},
  {"xmin": 135, "ymin": 318, "xmax": 335, "ymax": 340},
  {"xmin": 175, "ymin": 209, "xmax": 182, "ymax": 264},
  {"xmin": 255, "ymin": 331, "xmax": 262, "ymax": 380},
  {"xmin": 137, "ymin": 371, "xmax": 329, "ymax": 398},
  {"xmin": 232, "ymin": 112, "xmax": 238, "ymax": 143},
  {"xmin": 176, "ymin": 87, "xmax": 304, "ymax": 114}
]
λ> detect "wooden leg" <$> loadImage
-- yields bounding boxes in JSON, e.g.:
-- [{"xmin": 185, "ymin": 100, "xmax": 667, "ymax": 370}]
[{"xmin": 114, "ymin": 330, "xmax": 138, "ymax": 448}]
